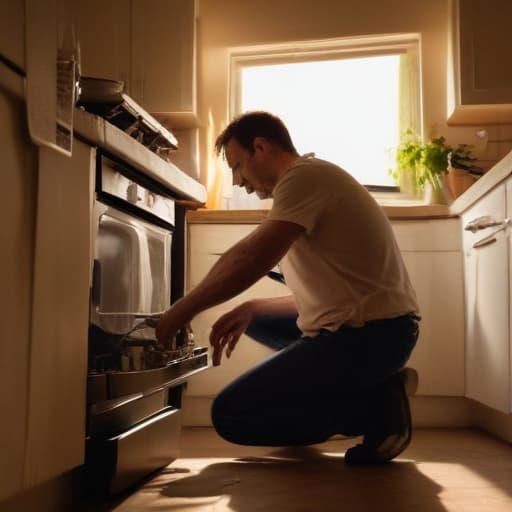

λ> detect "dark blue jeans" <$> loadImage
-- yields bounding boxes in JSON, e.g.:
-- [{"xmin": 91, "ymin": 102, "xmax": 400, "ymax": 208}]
[{"xmin": 211, "ymin": 313, "xmax": 419, "ymax": 446}]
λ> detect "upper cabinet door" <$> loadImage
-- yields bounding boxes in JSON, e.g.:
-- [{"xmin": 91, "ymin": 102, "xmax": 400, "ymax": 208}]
[
  {"xmin": 0, "ymin": 0, "xmax": 25, "ymax": 70},
  {"xmin": 459, "ymin": 0, "xmax": 512, "ymax": 105},
  {"xmin": 73, "ymin": 0, "xmax": 131, "ymax": 90},
  {"xmin": 72, "ymin": 0, "xmax": 197, "ymax": 127},
  {"xmin": 131, "ymin": 0, "xmax": 197, "ymax": 127},
  {"xmin": 448, "ymin": 0, "xmax": 512, "ymax": 124}
]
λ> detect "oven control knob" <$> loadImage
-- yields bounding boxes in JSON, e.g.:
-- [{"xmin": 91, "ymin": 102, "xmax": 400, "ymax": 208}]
[{"xmin": 127, "ymin": 183, "xmax": 140, "ymax": 204}]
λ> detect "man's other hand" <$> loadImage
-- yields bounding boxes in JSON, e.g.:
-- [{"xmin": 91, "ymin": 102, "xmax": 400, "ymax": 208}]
[{"xmin": 210, "ymin": 302, "xmax": 256, "ymax": 365}]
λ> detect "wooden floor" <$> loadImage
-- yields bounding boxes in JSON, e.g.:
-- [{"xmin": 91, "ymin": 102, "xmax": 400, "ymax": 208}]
[{"xmin": 98, "ymin": 427, "xmax": 512, "ymax": 512}]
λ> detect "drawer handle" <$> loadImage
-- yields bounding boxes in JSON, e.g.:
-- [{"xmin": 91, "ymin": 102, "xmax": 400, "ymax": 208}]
[
  {"xmin": 464, "ymin": 215, "xmax": 506, "ymax": 232},
  {"xmin": 473, "ymin": 236, "xmax": 497, "ymax": 249}
]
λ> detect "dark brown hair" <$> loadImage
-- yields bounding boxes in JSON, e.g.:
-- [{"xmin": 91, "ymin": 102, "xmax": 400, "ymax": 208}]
[{"xmin": 215, "ymin": 111, "xmax": 298, "ymax": 156}]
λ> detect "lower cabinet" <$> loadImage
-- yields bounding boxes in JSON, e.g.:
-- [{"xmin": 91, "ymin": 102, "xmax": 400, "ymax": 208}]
[
  {"xmin": 186, "ymin": 224, "xmax": 280, "ymax": 399},
  {"xmin": 185, "ymin": 218, "xmax": 465, "ymax": 410},
  {"xmin": 23, "ymin": 141, "xmax": 94, "ymax": 487},
  {"xmin": 392, "ymin": 218, "xmax": 465, "ymax": 396},
  {"xmin": 1, "ymin": 129, "xmax": 93, "ymax": 501},
  {"xmin": 0, "ymin": 77, "xmax": 38, "ymax": 502},
  {"xmin": 462, "ymin": 182, "xmax": 511, "ymax": 414}
]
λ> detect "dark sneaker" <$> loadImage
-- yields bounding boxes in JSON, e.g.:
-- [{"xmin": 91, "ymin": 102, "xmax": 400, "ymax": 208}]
[{"xmin": 344, "ymin": 367, "xmax": 418, "ymax": 465}]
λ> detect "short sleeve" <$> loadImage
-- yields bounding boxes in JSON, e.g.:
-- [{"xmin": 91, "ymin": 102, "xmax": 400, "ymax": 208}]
[{"xmin": 267, "ymin": 164, "xmax": 330, "ymax": 234}]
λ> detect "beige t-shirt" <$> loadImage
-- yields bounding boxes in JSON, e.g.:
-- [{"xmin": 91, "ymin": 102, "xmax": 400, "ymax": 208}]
[{"xmin": 267, "ymin": 155, "xmax": 419, "ymax": 336}]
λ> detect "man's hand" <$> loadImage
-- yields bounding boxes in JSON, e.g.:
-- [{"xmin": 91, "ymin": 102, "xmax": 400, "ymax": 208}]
[
  {"xmin": 210, "ymin": 302, "xmax": 256, "ymax": 366},
  {"xmin": 155, "ymin": 299, "xmax": 190, "ymax": 350}
]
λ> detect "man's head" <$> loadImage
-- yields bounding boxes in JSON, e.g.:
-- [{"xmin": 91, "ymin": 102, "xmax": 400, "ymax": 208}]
[{"xmin": 215, "ymin": 111, "xmax": 299, "ymax": 199}]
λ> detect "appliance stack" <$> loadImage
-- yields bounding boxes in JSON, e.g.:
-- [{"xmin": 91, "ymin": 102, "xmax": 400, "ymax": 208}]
[{"xmin": 77, "ymin": 80, "xmax": 208, "ymax": 497}]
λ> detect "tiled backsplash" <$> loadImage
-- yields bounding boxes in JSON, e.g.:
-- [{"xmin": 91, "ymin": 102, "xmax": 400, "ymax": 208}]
[
  {"xmin": 166, "ymin": 128, "xmax": 200, "ymax": 181},
  {"xmin": 474, "ymin": 124, "xmax": 512, "ymax": 172}
]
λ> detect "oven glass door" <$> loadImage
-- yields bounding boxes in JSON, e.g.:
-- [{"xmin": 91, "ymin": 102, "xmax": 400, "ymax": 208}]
[{"xmin": 92, "ymin": 205, "xmax": 172, "ymax": 334}]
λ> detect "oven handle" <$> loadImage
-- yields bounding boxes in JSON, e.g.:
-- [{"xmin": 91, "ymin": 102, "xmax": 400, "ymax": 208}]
[
  {"xmin": 91, "ymin": 260, "xmax": 164, "ymax": 322},
  {"xmin": 94, "ymin": 312, "xmax": 164, "ymax": 320},
  {"xmin": 92, "ymin": 259, "xmax": 101, "ymax": 306}
]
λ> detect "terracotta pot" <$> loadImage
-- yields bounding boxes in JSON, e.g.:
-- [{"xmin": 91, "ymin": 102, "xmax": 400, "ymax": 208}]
[{"xmin": 446, "ymin": 167, "xmax": 478, "ymax": 199}]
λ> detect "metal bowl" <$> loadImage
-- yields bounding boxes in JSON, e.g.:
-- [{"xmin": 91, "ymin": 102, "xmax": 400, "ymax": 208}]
[{"xmin": 77, "ymin": 75, "xmax": 125, "ymax": 105}]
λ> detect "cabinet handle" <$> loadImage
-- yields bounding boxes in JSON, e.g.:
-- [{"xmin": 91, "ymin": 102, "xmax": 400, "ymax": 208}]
[
  {"xmin": 473, "ymin": 236, "xmax": 497, "ymax": 249},
  {"xmin": 472, "ymin": 221, "xmax": 509, "ymax": 249},
  {"xmin": 464, "ymin": 215, "xmax": 505, "ymax": 232},
  {"xmin": 91, "ymin": 259, "xmax": 101, "ymax": 306}
]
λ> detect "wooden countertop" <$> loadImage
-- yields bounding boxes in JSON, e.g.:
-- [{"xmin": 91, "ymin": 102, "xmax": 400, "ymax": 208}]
[{"xmin": 187, "ymin": 204, "xmax": 453, "ymax": 224}]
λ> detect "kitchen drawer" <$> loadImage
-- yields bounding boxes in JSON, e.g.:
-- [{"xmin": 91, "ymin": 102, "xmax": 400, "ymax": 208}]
[
  {"xmin": 87, "ymin": 387, "xmax": 168, "ymax": 438},
  {"xmin": 391, "ymin": 218, "xmax": 462, "ymax": 252},
  {"xmin": 188, "ymin": 223, "xmax": 255, "ymax": 256},
  {"xmin": 88, "ymin": 346, "xmax": 208, "ymax": 402},
  {"xmin": 190, "ymin": 219, "xmax": 464, "ymax": 254},
  {"xmin": 85, "ymin": 406, "xmax": 181, "ymax": 496}
]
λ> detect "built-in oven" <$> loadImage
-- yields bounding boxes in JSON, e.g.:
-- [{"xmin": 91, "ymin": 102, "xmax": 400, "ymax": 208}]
[{"xmin": 84, "ymin": 150, "xmax": 207, "ymax": 497}]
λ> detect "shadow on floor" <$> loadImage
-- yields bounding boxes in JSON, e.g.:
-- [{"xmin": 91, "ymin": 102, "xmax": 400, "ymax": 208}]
[{"xmin": 157, "ymin": 446, "xmax": 446, "ymax": 512}]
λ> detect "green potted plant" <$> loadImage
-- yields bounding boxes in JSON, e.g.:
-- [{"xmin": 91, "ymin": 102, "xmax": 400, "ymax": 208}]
[
  {"xmin": 390, "ymin": 130, "xmax": 479, "ymax": 203},
  {"xmin": 420, "ymin": 136, "xmax": 452, "ymax": 204}
]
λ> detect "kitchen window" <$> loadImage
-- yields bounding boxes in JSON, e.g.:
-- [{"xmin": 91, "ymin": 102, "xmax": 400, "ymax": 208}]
[{"xmin": 224, "ymin": 34, "xmax": 422, "ymax": 209}]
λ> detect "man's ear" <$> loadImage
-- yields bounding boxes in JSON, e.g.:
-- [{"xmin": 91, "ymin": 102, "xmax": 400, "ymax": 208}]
[{"xmin": 253, "ymin": 137, "xmax": 269, "ymax": 154}]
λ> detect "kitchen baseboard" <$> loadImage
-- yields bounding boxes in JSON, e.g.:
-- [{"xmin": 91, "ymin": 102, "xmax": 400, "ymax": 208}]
[
  {"xmin": 410, "ymin": 396, "xmax": 471, "ymax": 428},
  {"xmin": 182, "ymin": 395, "xmax": 473, "ymax": 429},
  {"xmin": 468, "ymin": 399, "xmax": 512, "ymax": 443}
]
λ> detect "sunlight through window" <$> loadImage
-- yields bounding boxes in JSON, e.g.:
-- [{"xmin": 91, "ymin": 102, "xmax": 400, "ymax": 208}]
[{"xmin": 240, "ymin": 55, "xmax": 400, "ymax": 187}]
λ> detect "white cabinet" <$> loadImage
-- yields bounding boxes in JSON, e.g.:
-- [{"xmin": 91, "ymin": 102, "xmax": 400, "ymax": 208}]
[
  {"xmin": 23, "ymin": 140, "xmax": 93, "ymax": 487},
  {"xmin": 0, "ymin": 74, "xmax": 91, "ymax": 500},
  {"xmin": 391, "ymin": 219, "xmax": 465, "ymax": 396},
  {"xmin": 186, "ymin": 224, "xmax": 281, "ymax": 398},
  {"xmin": 0, "ymin": 0, "xmax": 25, "ymax": 70},
  {"xmin": 73, "ymin": 0, "xmax": 131, "ymax": 87},
  {"xmin": 448, "ymin": 0, "xmax": 512, "ymax": 125},
  {"xmin": 462, "ymin": 183, "xmax": 510, "ymax": 413},
  {"xmin": 0, "ymin": 71, "xmax": 37, "ymax": 502},
  {"xmin": 185, "ymin": 218, "xmax": 465, "ymax": 413},
  {"xmin": 74, "ymin": 0, "xmax": 198, "ymax": 127},
  {"xmin": 132, "ymin": 0, "xmax": 197, "ymax": 127}
]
